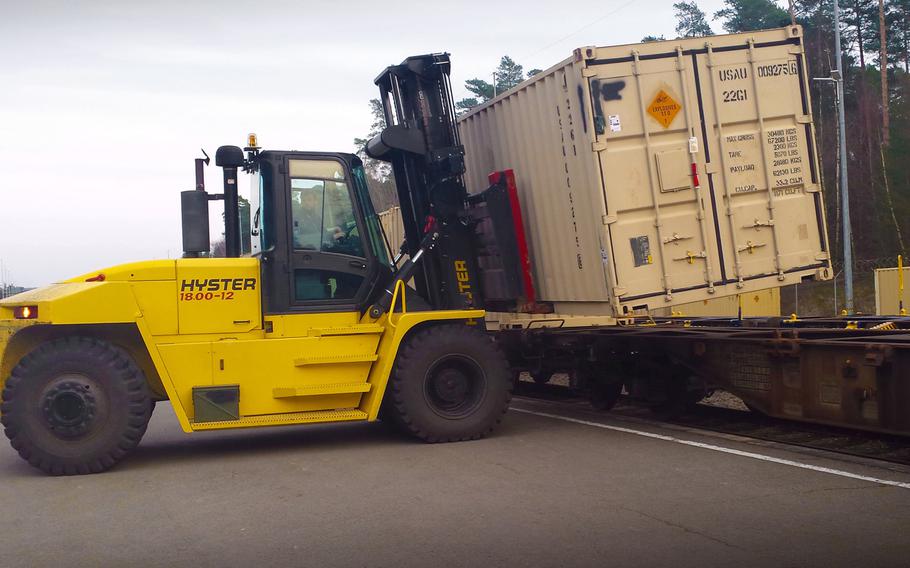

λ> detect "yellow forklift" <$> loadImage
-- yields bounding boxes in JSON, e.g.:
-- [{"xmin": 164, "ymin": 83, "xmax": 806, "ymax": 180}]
[{"xmin": 0, "ymin": 54, "xmax": 535, "ymax": 475}]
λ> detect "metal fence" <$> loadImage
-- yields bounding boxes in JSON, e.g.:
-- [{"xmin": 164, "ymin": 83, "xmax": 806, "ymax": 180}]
[{"xmin": 787, "ymin": 256, "xmax": 904, "ymax": 316}]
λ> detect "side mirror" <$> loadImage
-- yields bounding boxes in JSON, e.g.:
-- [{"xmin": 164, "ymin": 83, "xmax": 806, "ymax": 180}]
[{"xmin": 181, "ymin": 190, "xmax": 211, "ymax": 257}]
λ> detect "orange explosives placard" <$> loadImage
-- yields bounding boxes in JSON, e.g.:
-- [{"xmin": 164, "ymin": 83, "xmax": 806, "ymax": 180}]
[{"xmin": 647, "ymin": 89, "xmax": 681, "ymax": 128}]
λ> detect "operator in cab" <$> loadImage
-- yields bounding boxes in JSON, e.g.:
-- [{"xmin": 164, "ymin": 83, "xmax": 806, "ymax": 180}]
[{"xmin": 293, "ymin": 185, "xmax": 324, "ymax": 250}]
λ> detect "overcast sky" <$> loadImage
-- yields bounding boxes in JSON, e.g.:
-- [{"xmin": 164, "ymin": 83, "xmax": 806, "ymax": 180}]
[{"xmin": 2, "ymin": 0, "xmax": 736, "ymax": 287}]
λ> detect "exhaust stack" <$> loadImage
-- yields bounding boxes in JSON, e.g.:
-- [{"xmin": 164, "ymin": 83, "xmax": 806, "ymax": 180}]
[
  {"xmin": 180, "ymin": 153, "xmax": 212, "ymax": 258},
  {"xmin": 215, "ymin": 145, "xmax": 244, "ymax": 258}
]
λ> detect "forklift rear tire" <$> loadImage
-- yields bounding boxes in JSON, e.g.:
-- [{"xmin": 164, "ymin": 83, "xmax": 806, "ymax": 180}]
[
  {"xmin": 1, "ymin": 337, "xmax": 153, "ymax": 476},
  {"xmin": 386, "ymin": 324, "xmax": 512, "ymax": 442}
]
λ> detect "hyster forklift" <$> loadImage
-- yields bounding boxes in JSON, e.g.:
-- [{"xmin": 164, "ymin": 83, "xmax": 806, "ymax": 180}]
[{"xmin": 0, "ymin": 54, "xmax": 534, "ymax": 475}]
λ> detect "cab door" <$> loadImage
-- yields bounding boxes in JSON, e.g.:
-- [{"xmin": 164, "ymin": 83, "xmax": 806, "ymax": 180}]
[
  {"xmin": 206, "ymin": 154, "xmax": 390, "ymax": 422},
  {"xmin": 284, "ymin": 157, "xmax": 372, "ymax": 306}
]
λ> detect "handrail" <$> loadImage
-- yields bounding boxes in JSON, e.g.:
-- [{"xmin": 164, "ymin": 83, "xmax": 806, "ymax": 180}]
[{"xmin": 387, "ymin": 279, "xmax": 408, "ymax": 329}]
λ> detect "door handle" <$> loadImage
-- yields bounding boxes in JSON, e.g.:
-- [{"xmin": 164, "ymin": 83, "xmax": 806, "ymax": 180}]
[{"xmin": 349, "ymin": 260, "xmax": 366, "ymax": 269}]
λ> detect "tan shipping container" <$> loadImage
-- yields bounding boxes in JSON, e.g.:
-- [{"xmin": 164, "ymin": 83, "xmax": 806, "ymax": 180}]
[
  {"xmin": 379, "ymin": 206, "xmax": 406, "ymax": 260},
  {"xmin": 458, "ymin": 26, "xmax": 831, "ymax": 318},
  {"xmin": 874, "ymin": 267, "xmax": 910, "ymax": 315}
]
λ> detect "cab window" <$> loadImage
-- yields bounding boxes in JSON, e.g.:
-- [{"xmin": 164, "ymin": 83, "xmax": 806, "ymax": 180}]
[
  {"xmin": 288, "ymin": 158, "xmax": 368, "ymax": 304},
  {"xmin": 290, "ymin": 171, "xmax": 364, "ymax": 257}
]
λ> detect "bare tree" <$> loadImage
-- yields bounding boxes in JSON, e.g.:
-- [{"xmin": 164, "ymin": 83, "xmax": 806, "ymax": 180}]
[{"xmin": 880, "ymin": 0, "xmax": 890, "ymax": 146}]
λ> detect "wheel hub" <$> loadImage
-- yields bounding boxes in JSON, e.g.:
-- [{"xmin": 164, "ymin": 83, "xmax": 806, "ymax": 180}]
[
  {"xmin": 433, "ymin": 369, "xmax": 470, "ymax": 403},
  {"xmin": 41, "ymin": 380, "xmax": 97, "ymax": 438},
  {"xmin": 425, "ymin": 355, "xmax": 487, "ymax": 418}
]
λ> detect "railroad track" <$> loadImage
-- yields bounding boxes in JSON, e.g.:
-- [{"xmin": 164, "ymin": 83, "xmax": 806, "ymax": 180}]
[{"xmin": 515, "ymin": 382, "xmax": 910, "ymax": 467}]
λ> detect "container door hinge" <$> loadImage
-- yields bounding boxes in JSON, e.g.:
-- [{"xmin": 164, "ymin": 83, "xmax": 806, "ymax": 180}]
[
  {"xmin": 602, "ymin": 214, "xmax": 617, "ymax": 225},
  {"xmin": 796, "ymin": 115, "xmax": 812, "ymax": 124},
  {"xmin": 703, "ymin": 162, "xmax": 720, "ymax": 174},
  {"xmin": 593, "ymin": 141, "xmax": 607, "ymax": 152},
  {"xmin": 612, "ymin": 287, "xmax": 628, "ymax": 297},
  {"xmin": 582, "ymin": 68, "xmax": 598, "ymax": 77},
  {"xmin": 815, "ymin": 252, "xmax": 830, "ymax": 261}
]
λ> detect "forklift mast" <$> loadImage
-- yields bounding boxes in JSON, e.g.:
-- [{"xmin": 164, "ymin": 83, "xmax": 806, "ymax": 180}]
[
  {"xmin": 367, "ymin": 53, "xmax": 537, "ymax": 313},
  {"xmin": 366, "ymin": 54, "xmax": 483, "ymax": 310}
]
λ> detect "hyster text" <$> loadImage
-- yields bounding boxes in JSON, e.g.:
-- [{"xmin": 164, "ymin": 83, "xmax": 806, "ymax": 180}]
[{"xmin": 180, "ymin": 278, "xmax": 257, "ymax": 292}]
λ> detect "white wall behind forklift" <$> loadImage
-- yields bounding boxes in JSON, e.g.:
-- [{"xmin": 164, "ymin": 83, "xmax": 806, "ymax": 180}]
[{"xmin": 459, "ymin": 26, "xmax": 831, "ymax": 319}]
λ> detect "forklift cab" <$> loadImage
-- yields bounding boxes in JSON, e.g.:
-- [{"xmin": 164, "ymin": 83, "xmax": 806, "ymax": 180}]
[{"xmin": 250, "ymin": 151, "xmax": 393, "ymax": 316}]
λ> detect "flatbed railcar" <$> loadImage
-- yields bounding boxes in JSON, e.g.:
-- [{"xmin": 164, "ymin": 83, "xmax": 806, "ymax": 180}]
[{"xmin": 492, "ymin": 314, "xmax": 910, "ymax": 436}]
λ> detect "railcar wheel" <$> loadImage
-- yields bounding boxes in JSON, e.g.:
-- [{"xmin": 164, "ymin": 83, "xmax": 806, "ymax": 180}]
[
  {"xmin": 386, "ymin": 324, "xmax": 512, "ymax": 442},
  {"xmin": 589, "ymin": 380, "xmax": 624, "ymax": 411},
  {"xmin": 569, "ymin": 365, "xmax": 624, "ymax": 411},
  {"xmin": 1, "ymin": 337, "xmax": 152, "ymax": 475},
  {"xmin": 648, "ymin": 369, "xmax": 705, "ymax": 419},
  {"xmin": 530, "ymin": 370, "xmax": 552, "ymax": 385}
]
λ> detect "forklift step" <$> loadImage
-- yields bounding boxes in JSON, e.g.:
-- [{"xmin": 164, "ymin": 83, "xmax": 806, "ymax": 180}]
[
  {"xmin": 293, "ymin": 353, "xmax": 379, "ymax": 366},
  {"xmin": 272, "ymin": 382, "xmax": 372, "ymax": 398},
  {"xmin": 306, "ymin": 324, "xmax": 384, "ymax": 337},
  {"xmin": 189, "ymin": 408, "xmax": 369, "ymax": 431}
]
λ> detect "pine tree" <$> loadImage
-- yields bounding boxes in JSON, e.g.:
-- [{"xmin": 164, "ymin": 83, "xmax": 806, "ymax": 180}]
[
  {"xmin": 714, "ymin": 0, "xmax": 791, "ymax": 32},
  {"xmin": 456, "ymin": 56, "xmax": 530, "ymax": 111},
  {"xmin": 674, "ymin": 1, "xmax": 714, "ymax": 36},
  {"xmin": 840, "ymin": 0, "xmax": 878, "ymax": 68},
  {"xmin": 353, "ymin": 99, "xmax": 398, "ymax": 211},
  {"xmin": 494, "ymin": 56, "xmax": 525, "ymax": 92}
]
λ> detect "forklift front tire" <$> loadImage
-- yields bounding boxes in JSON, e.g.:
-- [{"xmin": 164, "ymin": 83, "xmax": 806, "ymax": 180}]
[
  {"xmin": 386, "ymin": 324, "xmax": 512, "ymax": 442},
  {"xmin": 1, "ymin": 337, "xmax": 153, "ymax": 476}
]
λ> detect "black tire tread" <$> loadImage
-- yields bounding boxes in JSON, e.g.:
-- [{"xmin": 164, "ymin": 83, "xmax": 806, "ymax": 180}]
[
  {"xmin": 1, "ymin": 336, "xmax": 152, "ymax": 475},
  {"xmin": 387, "ymin": 324, "xmax": 512, "ymax": 443}
]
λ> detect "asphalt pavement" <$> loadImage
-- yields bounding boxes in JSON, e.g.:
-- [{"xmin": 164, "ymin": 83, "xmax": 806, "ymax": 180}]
[{"xmin": 1, "ymin": 397, "xmax": 909, "ymax": 568}]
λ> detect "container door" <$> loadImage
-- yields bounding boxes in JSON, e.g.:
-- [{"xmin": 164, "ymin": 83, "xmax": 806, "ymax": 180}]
[
  {"xmin": 692, "ymin": 40, "xmax": 828, "ymax": 285},
  {"xmin": 586, "ymin": 50, "xmax": 720, "ymax": 306}
]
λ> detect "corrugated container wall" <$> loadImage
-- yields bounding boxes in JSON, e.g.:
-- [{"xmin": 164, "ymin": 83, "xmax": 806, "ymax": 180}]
[
  {"xmin": 379, "ymin": 206, "xmax": 406, "ymax": 259},
  {"xmin": 458, "ymin": 26, "xmax": 831, "ymax": 318},
  {"xmin": 874, "ymin": 267, "xmax": 910, "ymax": 315}
]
